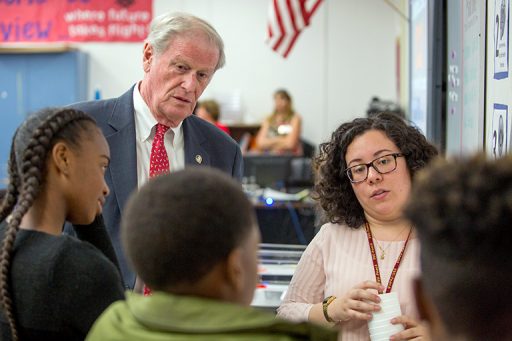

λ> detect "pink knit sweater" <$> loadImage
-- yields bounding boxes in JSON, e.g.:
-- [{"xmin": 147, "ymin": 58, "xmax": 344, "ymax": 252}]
[{"xmin": 277, "ymin": 222, "xmax": 420, "ymax": 341}]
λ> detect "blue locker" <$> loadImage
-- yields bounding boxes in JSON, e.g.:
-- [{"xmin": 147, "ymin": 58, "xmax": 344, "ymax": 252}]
[{"xmin": 0, "ymin": 51, "xmax": 88, "ymax": 187}]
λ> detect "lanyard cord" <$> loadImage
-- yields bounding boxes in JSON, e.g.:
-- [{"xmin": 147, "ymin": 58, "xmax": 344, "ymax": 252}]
[{"xmin": 364, "ymin": 222, "xmax": 412, "ymax": 294}]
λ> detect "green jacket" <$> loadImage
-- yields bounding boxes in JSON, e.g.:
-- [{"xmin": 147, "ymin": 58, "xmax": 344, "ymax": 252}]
[{"xmin": 86, "ymin": 291, "xmax": 337, "ymax": 341}]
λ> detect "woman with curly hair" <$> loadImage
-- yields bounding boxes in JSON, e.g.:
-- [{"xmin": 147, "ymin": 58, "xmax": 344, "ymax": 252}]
[
  {"xmin": 0, "ymin": 107, "xmax": 124, "ymax": 340},
  {"xmin": 277, "ymin": 112, "xmax": 438, "ymax": 340}
]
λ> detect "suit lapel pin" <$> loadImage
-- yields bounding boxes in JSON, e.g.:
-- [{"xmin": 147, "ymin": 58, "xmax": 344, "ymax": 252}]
[{"xmin": 195, "ymin": 155, "xmax": 203, "ymax": 164}]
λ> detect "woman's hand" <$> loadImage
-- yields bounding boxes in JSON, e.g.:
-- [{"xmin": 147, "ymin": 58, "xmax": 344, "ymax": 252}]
[
  {"xmin": 389, "ymin": 315, "xmax": 430, "ymax": 340},
  {"xmin": 329, "ymin": 280, "xmax": 384, "ymax": 322}
]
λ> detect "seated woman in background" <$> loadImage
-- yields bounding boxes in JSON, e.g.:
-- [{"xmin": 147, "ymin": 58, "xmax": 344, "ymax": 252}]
[
  {"xmin": 196, "ymin": 99, "xmax": 231, "ymax": 135},
  {"xmin": 277, "ymin": 113, "xmax": 438, "ymax": 340},
  {"xmin": 0, "ymin": 108, "xmax": 124, "ymax": 340},
  {"xmin": 253, "ymin": 89, "xmax": 302, "ymax": 155}
]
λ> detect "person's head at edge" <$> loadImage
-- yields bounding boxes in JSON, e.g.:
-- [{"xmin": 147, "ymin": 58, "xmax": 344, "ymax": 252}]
[
  {"xmin": 196, "ymin": 99, "xmax": 221, "ymax": 124},
  {"xmin": 122, "ymin": 167, "xmax": 260, "ymax": 305},
  {"xmin": 405, "ymin": 154, "xmax": 512, "ymax": 341},
  {"xmin": 0, "ymin": 107, "xmax": 110, "ymax": 341},
  {"xmin": 139, "ymin": 12, "xmax": 225, "ymax": 128},
  {"xmin": 314, "ymin": 112, "xmax": 438, "ymax": 227}
]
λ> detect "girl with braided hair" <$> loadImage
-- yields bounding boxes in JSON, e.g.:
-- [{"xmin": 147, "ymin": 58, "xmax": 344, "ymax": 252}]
[{"xmin": 0, "ymin": 108, "xmax": 124, "ymax": 340}]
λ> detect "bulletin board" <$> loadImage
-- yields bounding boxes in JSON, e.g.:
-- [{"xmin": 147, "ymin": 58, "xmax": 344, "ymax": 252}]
[{"xmin": 486, "ymin": 0, "xmax": 511, "ymax": 158}]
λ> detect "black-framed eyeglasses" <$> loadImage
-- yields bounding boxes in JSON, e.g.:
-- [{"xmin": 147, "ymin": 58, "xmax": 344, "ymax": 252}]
[{"xmin": 345, "ymin": 153, "xmax": 404, "ymax": 183}]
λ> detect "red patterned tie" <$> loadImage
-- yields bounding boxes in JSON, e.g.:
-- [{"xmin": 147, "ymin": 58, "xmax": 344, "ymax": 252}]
[
  {"xmin": 144, "ymin": 123, "xmax": 170, "ymax": 297},
  {"xmin": 149, "ymin": 123, "xmax": 170, "ymax": 178}
]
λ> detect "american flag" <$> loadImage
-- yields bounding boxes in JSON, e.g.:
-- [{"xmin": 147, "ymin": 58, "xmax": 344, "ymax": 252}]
[{"xmin": 266, "ymin": 0, "xmax": 323, "ymax": 58}]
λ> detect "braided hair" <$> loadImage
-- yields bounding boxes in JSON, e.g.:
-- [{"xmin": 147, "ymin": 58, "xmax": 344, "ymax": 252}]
[{"xmin": 0, "ymin": 107, "xmax": 96, "ymax": 341}]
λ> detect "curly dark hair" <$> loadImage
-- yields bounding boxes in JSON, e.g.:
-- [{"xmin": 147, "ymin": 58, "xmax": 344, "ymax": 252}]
[
  {"xmin": 405, "ymin": 154, "xmax": 512, "ymax": 340},
  {"xmin": 122, "ymin": 167, "xmax": 256, "ymax": 290},
  {"xmin": 313, "ymin": 112, "xmax": 438, "ymax": 228}
]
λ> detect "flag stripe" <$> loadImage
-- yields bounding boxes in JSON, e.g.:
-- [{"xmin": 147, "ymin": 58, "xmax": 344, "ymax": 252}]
[
  {"xmin": 275, "ymin": 0, "xmax": 297, "ymax": 53},
  {"xmin": 286, "ymin": 0, "xmax": 300, "ymax": 35},
  {"xmin": 266, "ymin": 0, "xmax": 323, "ymax": 58},
  {"xmin": 271, "ymin": 0, "xmax": 287, "ymax": 51},
  {"xmin": 303, "ymin": 0, "xmax": 323, "ymax": 24},
  {"xmin": 282, "ymin": 0, "xmax": 304, "ymax": 57}
]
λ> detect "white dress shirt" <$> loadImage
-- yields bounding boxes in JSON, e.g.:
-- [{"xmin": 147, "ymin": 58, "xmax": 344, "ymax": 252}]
[{"xmin": 133, "ymin": 82, "xmax": 185, "ymax": 189}]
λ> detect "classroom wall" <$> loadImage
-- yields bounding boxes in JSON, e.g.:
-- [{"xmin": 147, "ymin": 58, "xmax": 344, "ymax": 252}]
[{"xmin": 76, "ymin": 0, "xmax": 404, "ymax": 145}]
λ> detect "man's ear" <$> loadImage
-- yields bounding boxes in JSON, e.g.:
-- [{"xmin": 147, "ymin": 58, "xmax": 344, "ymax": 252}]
[
  {"xmin": 142, "ymin": 42, "xmax": 154, "ymax": 73},
  {"xmin": 225, "ymin": 248, "xmax": 243, "ymax": 294},
  {"xmin": 51, "ymin": 142, "xmax": 72, "ymax": 176}
]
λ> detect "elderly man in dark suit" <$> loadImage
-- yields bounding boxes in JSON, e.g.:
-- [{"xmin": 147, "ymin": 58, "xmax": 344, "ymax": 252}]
[{"xmin": 69, "ymin": 12, "xmax": 242, "ymax": 289}]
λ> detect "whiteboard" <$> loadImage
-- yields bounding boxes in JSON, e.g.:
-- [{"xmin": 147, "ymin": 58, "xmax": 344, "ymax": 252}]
[{"xmin": 446, "ymin": 0, "xmax": 486, "ymax": 156}]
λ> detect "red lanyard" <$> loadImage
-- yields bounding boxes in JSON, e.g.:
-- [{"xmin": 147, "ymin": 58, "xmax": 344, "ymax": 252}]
[{"xmin": 364, "ymin": 222, "xmax": 412, "ymax": 294}]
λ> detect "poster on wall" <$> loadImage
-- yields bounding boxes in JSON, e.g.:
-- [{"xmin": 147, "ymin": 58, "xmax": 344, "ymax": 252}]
[
  {"xmin": 486, "ymin": 0, "xmax": 512, "ymax": 158},
  {"xmin": 0, "ymin": 0, "xmax": 152, "ymax": 43},
  {"xmin": 491, "ymin": 103, "xmax": 509, "ymax": 159},
  {"xmin": 494, "ymin": 0, "xmax": 509, "ymax": 79}
]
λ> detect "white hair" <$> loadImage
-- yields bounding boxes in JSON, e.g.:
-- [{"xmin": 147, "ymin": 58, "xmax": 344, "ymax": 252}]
[{"xmin": 145, "ymin": 12, "xmax": 225, "ymax": 70}]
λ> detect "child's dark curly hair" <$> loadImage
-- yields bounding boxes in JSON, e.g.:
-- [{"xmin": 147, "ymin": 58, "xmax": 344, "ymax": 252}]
[{"xmin": 405, "ymin": 154, "xmax": 512, "ymax": 340}]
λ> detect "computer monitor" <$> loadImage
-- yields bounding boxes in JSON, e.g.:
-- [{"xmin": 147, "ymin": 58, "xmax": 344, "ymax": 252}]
[{"xmin": 243, "ymin": 155, "xmax": 293, "ymax": 189}]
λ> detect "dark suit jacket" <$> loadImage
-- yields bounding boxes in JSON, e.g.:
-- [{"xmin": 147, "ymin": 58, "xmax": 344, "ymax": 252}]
[{"xmin": 69, "ymin": 86, "xmax": 243, "ymax": 288}]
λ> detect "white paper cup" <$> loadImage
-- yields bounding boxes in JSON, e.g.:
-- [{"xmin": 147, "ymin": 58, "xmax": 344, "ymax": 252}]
[{"xmin": 368, "ymin": 292, "xmax": 404, "ymax": 341}]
